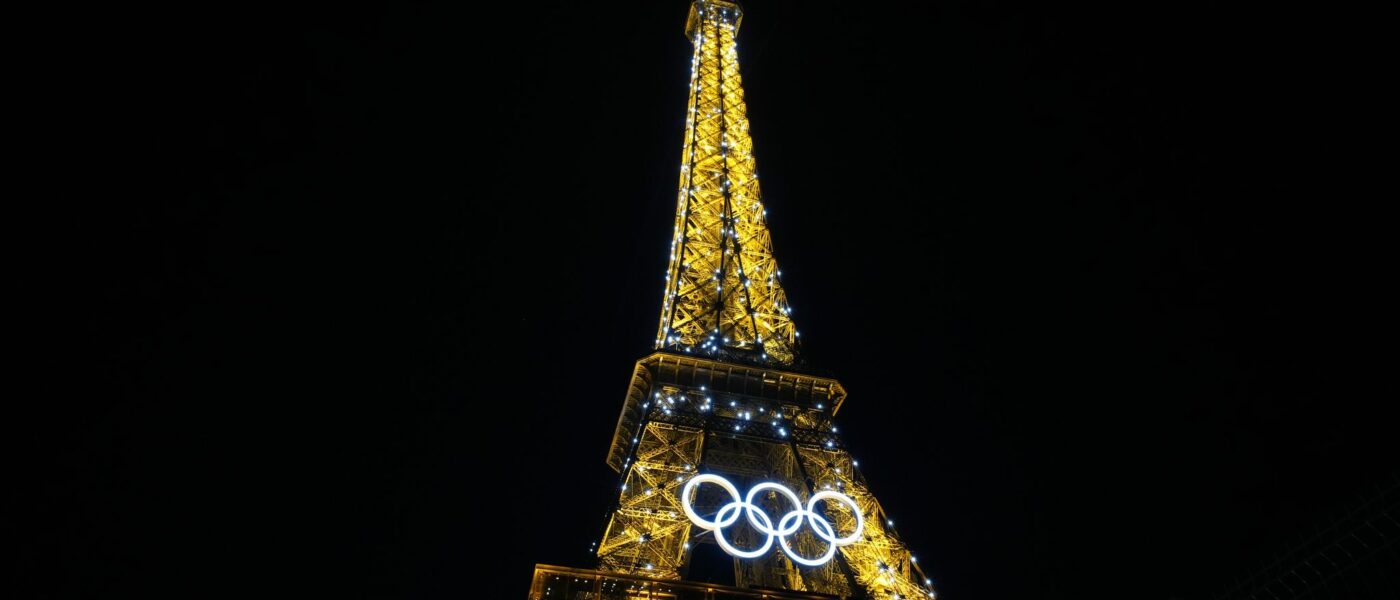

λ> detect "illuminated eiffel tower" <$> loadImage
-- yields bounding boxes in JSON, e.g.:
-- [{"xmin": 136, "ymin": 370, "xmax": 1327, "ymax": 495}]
[{"xmin": 529, "ymin": 2, "xmax": 936, "ymax": 598}]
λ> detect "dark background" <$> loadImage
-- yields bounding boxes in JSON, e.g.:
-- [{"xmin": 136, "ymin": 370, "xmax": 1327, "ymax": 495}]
[{"xmin": 39, "ymin": 0, "xmax": 1393, "ymax": 598}]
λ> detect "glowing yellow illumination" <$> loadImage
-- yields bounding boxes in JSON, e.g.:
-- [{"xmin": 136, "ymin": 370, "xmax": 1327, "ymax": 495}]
[
  {"xmin": 592, "ymin": 3, "xmax": 937, "ymax": 599},
  {"xmin": 656, "ymin": 0, "xmax": 799, "ymax": 366}
]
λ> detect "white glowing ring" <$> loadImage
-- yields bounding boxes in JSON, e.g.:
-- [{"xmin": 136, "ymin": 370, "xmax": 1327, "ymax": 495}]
[
  {"xmin": 715, "ymin": 501, "xmax": 773, "ymax": 558},
  {"xmin": 744, "ymin": 482, "xmax": 805, "ymax": 537},
  {"xmin": 777, "ymin": 508, "xmax": 837, "ymax": 566},
  {"xmin": 679, "ymin": 475, "xmax": 864, "ymax": 566},
  {"xmin": 681, "ymin": 474, "xmax": 741, "ymax": 529},
  {"xmin": 809, "ymin": 490, "xmax": 864, "ymax": 545}
]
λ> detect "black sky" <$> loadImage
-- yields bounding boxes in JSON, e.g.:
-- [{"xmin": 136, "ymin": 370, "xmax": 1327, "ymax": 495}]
[{"xmin": 40, "ymin": 1, "xmax": 1395, "ymax": 598}]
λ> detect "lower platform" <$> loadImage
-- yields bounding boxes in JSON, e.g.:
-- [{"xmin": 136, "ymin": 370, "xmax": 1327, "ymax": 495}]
[{"xmin": 528, "ymin": 564, "xmax": 842, "ymax": 600}]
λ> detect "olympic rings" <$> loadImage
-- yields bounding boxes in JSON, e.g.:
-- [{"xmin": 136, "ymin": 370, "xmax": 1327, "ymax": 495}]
[{"xmin": 680, "ymin": 474, "xmax": 864, "ymax": 566}]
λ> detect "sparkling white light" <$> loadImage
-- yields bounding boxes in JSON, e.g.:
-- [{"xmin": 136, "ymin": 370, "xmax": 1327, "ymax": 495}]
[{"xmin": 679, "ymin": 474, "xmax": 864, "ymax": 567}]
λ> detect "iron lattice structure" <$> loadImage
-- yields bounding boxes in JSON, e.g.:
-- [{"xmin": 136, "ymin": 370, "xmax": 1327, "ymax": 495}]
[
  {"xmin": 585, "ymin": 2, "xmax": 937, "ymax": 600},
  {"xmin": 656, "ymin": 0, "xmax": 799, "ymax": 367}
]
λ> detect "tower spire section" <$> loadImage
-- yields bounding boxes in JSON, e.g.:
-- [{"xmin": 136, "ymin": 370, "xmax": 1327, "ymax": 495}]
[{"xmin": 658, "ymin": 0, "xmax": 801, "ymax": 367}]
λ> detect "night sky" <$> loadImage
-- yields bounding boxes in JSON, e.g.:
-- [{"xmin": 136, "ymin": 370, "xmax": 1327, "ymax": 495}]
[{"xmin": 44, "ymin": 1, "xmax": 1394, "ymax": 598}]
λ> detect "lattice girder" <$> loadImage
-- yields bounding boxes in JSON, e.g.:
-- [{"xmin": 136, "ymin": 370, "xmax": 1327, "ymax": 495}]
[
  {"xmin": 595, "ymin": 2, "xmax": 939, "ymax": 597},
  {"xmin": 797, "ymin": 446, "xmax": 934, "ymax": 599},
  {"xmin": 657, "ymin": 0, "xmax": 800, "ymax": 366},
  {"xmin": 597, "ymin": 422, "xmax": 705, "ymax": 579}
]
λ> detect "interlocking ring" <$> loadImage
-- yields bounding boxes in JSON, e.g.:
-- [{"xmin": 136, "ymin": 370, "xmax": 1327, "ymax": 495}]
[{"xmin": 680, "ymin": 474, "xmax": 864, "ymax": 566}]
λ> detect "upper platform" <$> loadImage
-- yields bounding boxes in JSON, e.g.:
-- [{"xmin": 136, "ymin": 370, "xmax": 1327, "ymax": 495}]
[{"xmin": 605, "ymin": 352, "xmax": 846, "ymax": 473}]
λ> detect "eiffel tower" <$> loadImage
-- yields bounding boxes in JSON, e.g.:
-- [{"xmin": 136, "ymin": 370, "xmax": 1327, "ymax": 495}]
[{"xmin": 529, "ymin": 2, "xmax": 935, "ymax": 598}]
